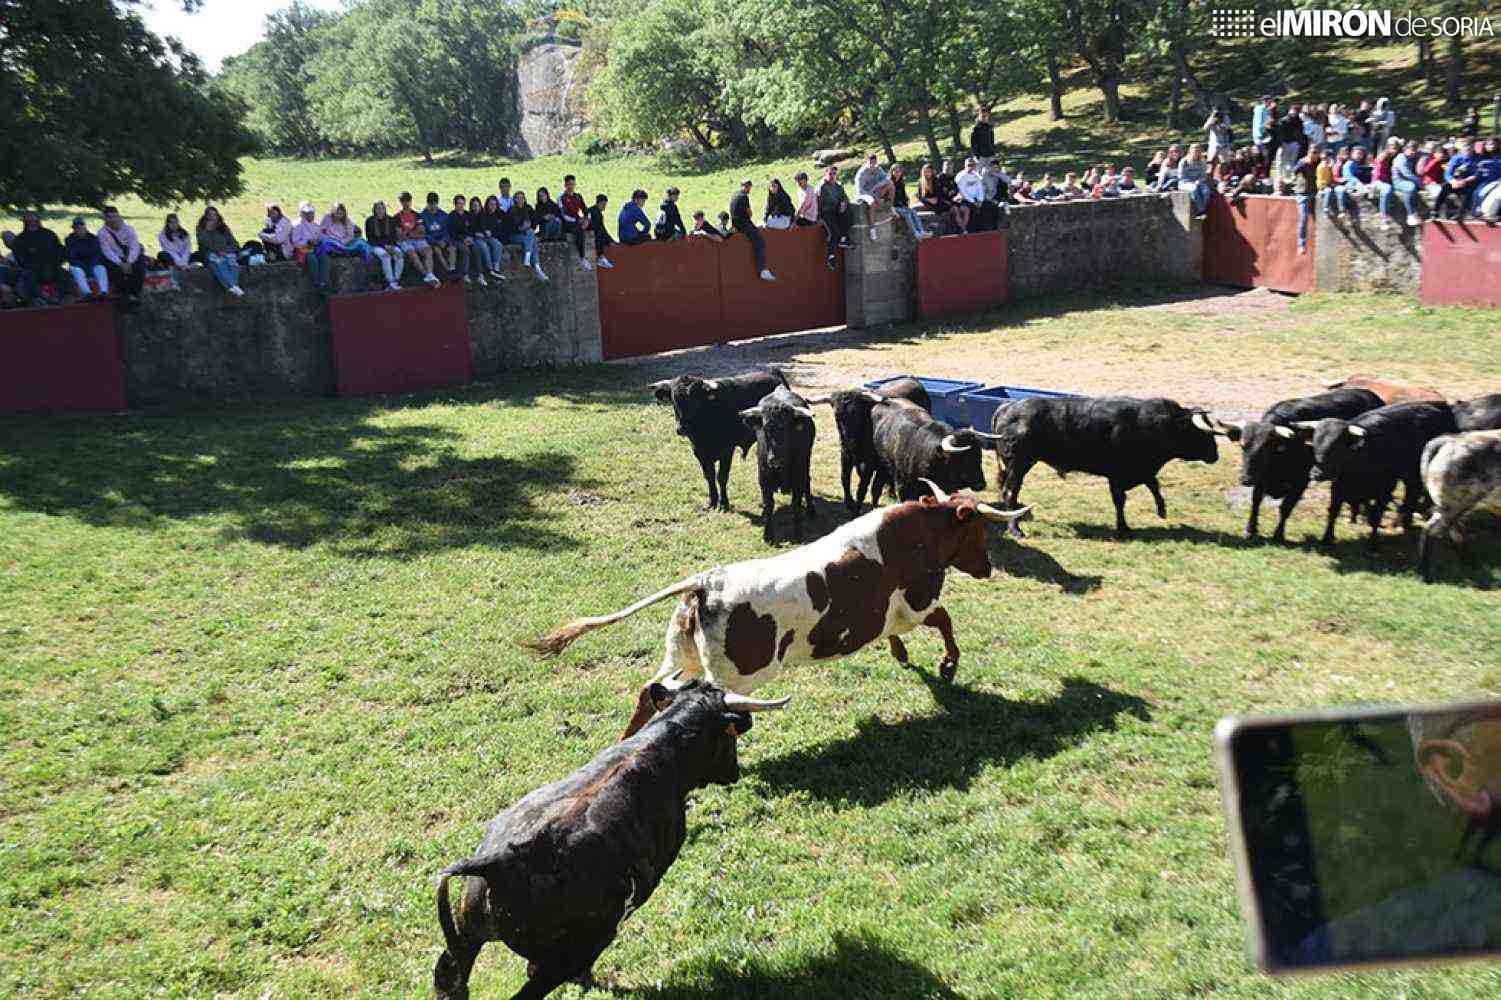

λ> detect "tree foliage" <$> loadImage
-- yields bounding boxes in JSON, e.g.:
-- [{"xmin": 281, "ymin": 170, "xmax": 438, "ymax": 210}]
[{"xmin": 0, "ymin": 0, "xmax": 258, "ymax": 209}]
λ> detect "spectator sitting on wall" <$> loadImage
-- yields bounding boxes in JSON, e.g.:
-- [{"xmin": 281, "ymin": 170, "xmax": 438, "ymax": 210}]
[
  {"xmin": 916, "ymin": 163, "xmax": 944, "ymax": 213},
  {"xmin": 889, "ymin": 163, "xmax": 929, "ymax": 239},
  {"xmin": 291, "ymin": 201, "xmax": 331, "ymax": 293},
  {"xmin": 793, "ymin": 171, "xmax": 819, "ymax": 227},
  {"xmin": 955, "ymin": 156, "xmax": 986, "ymax": 231},
  {"xmin": 534, "ymin": 188, "xmax": 564, "ymax": 241},
  {"xmin": 509, "ymin": 191, "xmax": 549, "ymax": 280},
  {"xmin": 63, "ymin": 216, "xmax": 108, "ymax": 301},
  {"xmin": 730, "ymin": 178, "xmax": 776, "ymax": 282},
  {"xmin": 936, "ymin": 159, "xmax": 960, "ymax": 207},
  {"xmin": 321, "ymin": 202, "xmax": 384, "ymax": 288},
  {"xmin": 1339, "ymin": 144, "xmax": 1372, "ymax": 214},
  {"xmin": 393, "ymin": 192, "xmax": 441, "ymax": 287},
  {"xmin": 157, "ymin": 213, "xmax": 194, "ymax": 271},
  {"xmin": 1292, "ymin": 147, "xmax": 1320, "ymax": 255},
  {"xmin": 473, "ymin": 196, "xmax": 508, "ymax": 281},
  {"xmin": 764, "ymin": 178, "xmax": 795, "ymax": 230},
  {"xmin": 718, "ymin": 211, "xmax": 733, "ymax": 236},
  {"xmin": 1118, "ymin": 166, "xmax": 1140, "ymax": 194},
  {"xmin": 444, "ymin": 195, "xmax": 481, "ymax": 286},
  {"xmin": 1445, "ymin": 138, "xmax": 1479, "ymax": 218},
  {"xmin": 855, "ymin": 153, "xmax": 895, "ymax": 211},
  {"xmin": 1179, "ymin": 144, "xmax": 1212, "ymax": 218},
  {"xmin": 1153, "ymin": 144, "xmax": 1183, "ymax": 191},
  {"xmin": 419, "ymin": 193, "xmax": 455, "ymax": 277},
  {"xmin": 1419, "ymin": 144, "xmax": 1453, "ymax": 220},
  {"xmin": 98, "ymin": 206, "xmax": 147, "ymax": 309},
  {"xmin": 689, "ymin": 209, "xmax": 724, "ymax": 240},
  {"xmin": 979, "ymin": 159, "xmax": 1007, "ymax": 225},
  {"xmin": 496, "ymin": 177, "xmax": 514, "ymax": 213},
  {"xmin": 1092, "ymin": 165, "xmax": 1121, "ymax": 199},
  {"xmin": 1371, "ymin": 139, "xmax": 1399, "ymax": 230},
  {"xmin": 817, "ymin": 164, "xmax": 852, "ymax": 268},
  {"xmin": 971, "ymin": 107, "xmax": 996, "ymax": 160},
  {"xmin": 196, "ymin": 206, "xmax": 246, "ymax": 298},
  {"xmin": 587, "ymin": 194, "xmax": 615, "ymax": 269},
  {"xmin": 464, "ymin": 195, "xmax": 500, "ymax": 283},
  {"xmin": 1057, "ymin": 172, "xmax": 1084, "ymax": 200},
  {"xmin": 1473, "ymin": 139, "xmax": 1501, "ymax": 221},
  {"xmin": 1392, "ymin": 139, "xmax": 1423, "ymax": 227},
  {"xmin": 1205, "ymin": 109, "xmax": 1231, "ymax": 163},
  {"xmin": 619, "ymin": 189, "xmax": 652, "ymax": 245},
  {"xmin": 258, "ymin": 204, "xmax": 292, "ymax": 262},
  {"xmin": 560, "ymin": 175, "xmax": 593, "ymax": 270},
  {"xmin": 364, "ymin": 201, "xmax": 407, "ymax": 291},
  {"xmin": 655, "ymin": 187, "xmax": 688, "ymax": 240},
  {"xmin": 1031, "ymin": 173, "xmax": 1061, "ymax": 200},
  {"xmin": 1316, "ymin": 149, "xmax": 1339, "ymax": 217}
]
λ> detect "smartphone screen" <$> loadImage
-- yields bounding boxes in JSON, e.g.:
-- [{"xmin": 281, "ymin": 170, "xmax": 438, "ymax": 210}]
[{"xmin": 1220, "ymin": 703, "xmax": 1501, "ymax": 973}]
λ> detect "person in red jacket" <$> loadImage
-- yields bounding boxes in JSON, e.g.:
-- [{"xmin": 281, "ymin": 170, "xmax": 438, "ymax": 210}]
[{"xmin": 559, "ymin": 174, "xmax": 593, "ymax": 270}]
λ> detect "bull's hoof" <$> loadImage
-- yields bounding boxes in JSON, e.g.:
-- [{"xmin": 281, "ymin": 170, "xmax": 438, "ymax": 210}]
[
  {"xmin": 703, "ymin": 499, "xmax": 719, "ymax": 511},
  {"xmin": 939, "ymin": 657, "xmax": 958, "ymax": 682},
  {"xmin": 1114, "ymin": 527, "xmax": 1134, "ymax": 540},
  {"xmin": 717, "ymin": 500, "xmax": 732, "ymax": 512}
]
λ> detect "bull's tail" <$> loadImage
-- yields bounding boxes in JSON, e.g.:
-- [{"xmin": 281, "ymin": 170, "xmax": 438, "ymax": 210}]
[
  {"xmin": 436, "ymin": 866, "xmax": 466, "ymax": 960},
  {"xmin": 520, "ymin": 575, "xmax": 702, "ymax": 657}
]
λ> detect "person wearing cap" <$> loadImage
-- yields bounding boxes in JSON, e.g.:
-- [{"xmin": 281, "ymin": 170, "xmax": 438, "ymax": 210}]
[
  {"xmin": 816, "ymin": 165, "xmax": 851, "ymax": 267},
  {"xmin": 195, "ymin": 205, "xmax": 246, "ymax": 297},
  {"xmin": 688, "ymin": 209, "xmax": 724, "ymax": 240},
  {"xmin": 419, "ymin": 193, "xmax": 455, "ymax": 277},
  {"xmin": 559, "ymin": 175, "xmax": 592, "ymax": 269},
  {"xmin": 258, "ymin": 204, "xmax": 293, "ymax": 262},
  {"xmin": 793, "ymin": 171, "xmax": 818, "ymax": 227},
  {"xmin": 763, "ymin": 178, "xmax": 795, "ymax": 230},
  {"xmin": 654, "ymin": 187, "xmax": 687, "ymax": 240},
  {"xmin": 157, "ymin": 213, "xmax": 194, "ymax": 270},
  {"xmin": 618, "ymin": 190, "xmax": 652, "ymax": 246},
  {"xmin": 955, "ymin": 157, "xmax": 987, "ymax": 230},
  {"xmin": 98, "ymin": 206, "xmax": 146, "ymax": 307},
  {"xmin": 64, "ymin": 216, "xmax": 109, "ymax": 300},
  {"xmin": 394, "ymin": 192, "xmax": 440, "ymax": 287},
  {"xmin": 290, "ymin": 201, "xmax": 330, "ymax": 291},
  {"xmin": 586, "ymin": 194, "xmax": 615, "ymax": 268},
  {"xmin": 11, "ymin": 211, "xmax": 66, "ymax": 304},
  {"xmin": 729, "ymin": 178, "xmax": 776, "ymax": 282}
]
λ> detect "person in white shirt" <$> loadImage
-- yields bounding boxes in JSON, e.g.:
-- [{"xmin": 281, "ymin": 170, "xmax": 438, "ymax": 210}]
[
  {"xmin": 1204, "ymin": 110, "xmax": 1231, "ymax": 162},
  {"xmin": 955, "ymin": 157, "xmax": 986, "ymax": 231},
  {"xmin": 496, "ymin": 177, "xmax": 515, "ymax": 214},
  {"xmin": 1325, "ymin": 103, "xmax": 1350, "ymax": 155}
]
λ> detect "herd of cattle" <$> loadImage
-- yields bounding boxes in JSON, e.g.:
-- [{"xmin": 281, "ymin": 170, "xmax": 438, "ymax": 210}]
[{"xmin": 430, "ymin": 368, "xmax": 1501, "ymax": 999}]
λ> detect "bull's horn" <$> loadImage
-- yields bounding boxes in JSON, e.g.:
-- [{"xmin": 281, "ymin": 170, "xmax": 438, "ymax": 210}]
[
  {"xmin": 940, "ymin": 434, "xmax": 972, "ymax": 454},
  {"xmin": 1322, "ymin": 378, "xmax": 1346, "ymax": 389},
  {"xmin": 649, "ymin": 379, "xmax": 671, "ymax": 391},
  {"xmin": 804, "ymin": 395, "xmax": 833, "ymax": 406},
  {"xmin": 1346, "ymin": 424, "xmax": 1367, "ymax": 438},
  {"xmin": 739, "ymin": 406, "xmax": 761, "ymax": 419},
  {"xmin": 967, "ymin": 429, "xmax": 1004, "ymax": 440},
  {"xmin": 1191, "ymin": 412, "xmax": 1215, "ymax": 434},
  {"xmin": 793, "ymin": 406, "xmax": 815, "ymax": 419},
  {"xmin": 703, "ymin": 379, "xmax": 720, "ymax": 390},
  {"xmin": 975, "ymin": 502, "xmax": 1035, "ymax": 523},
  {"xmin": 1273, "ymin": 425, "xmax": 1296, "ymax": 439},
  {"xmin": 1290, "ymin": 420, "xmax": 1322, "ymax": 432},
  {"xmin": 861, "ymin": 390, "xmax": 885, "ymax": 402},
  {"xmin": 919, "ymin": 478, "xmax": 952, "ymax": 502},
  {"xmin": 722, "ymin": 692, "xmax": 791, "ymax": 713}
]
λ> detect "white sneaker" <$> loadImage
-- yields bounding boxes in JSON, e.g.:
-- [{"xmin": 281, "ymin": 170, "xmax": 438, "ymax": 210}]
[
  {"xmin": 597, "ymin": 256, "xmax": 613, "ymax": 269},
  {"xmin": 490, "ymin": 268, "xmax": 504, "ymax": 279},
  {"xmin": 580, "ymin": 258, "xmax": 594, "ymax": 271},
  {"xmin": 388, "ymin": 282, "xmax": 401, "ymax": 291},
  {"xmin": 424, "ymin": 273, "xmax": 440, "ymax": 287},
  {"xmin": 534, "ymin": 266, "xmax": 549, "ymax": 282},
  {"xmin": 869, "ymin": 226, "xmax": 878, "ymax": 241},
  {"xmin": 477, "ymin": 275, "xmax": 488, "ymax": 287},
  {"xmin": 228, "ymin": 285, "xmax": 244, "ymax": 297},
  {"xmin": 760, "ymin": 269, "xmax": 776, "ymax": 282},
  {"xmin": 463, "ymin": 275, "xmax": 472, "ymax": 286}
]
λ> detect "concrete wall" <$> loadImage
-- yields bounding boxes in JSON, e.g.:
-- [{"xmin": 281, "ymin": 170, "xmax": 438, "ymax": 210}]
[
  {"xmin": 1007, "ymin": 192, "xmax": 1201, "ymax": 300},
  {"xmin": 119, "ymin": 242, "xmax": 599, "ymax": 407},
  {"xmin": 844, "ymin": 203, "xmax": 919, "ymax": 328},
  {"xmin": 1314, "ymin": 210, "xmax": 1424, "ymax": 295}
]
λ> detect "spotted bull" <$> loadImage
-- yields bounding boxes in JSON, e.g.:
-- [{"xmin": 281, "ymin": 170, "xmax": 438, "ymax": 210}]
[
  {"xmin": 1452, "ymin": 393, "xmax": 1501, "ymax": 432},
  {"xmin": 522, "ymin": 483, "xmax": 1033, "ymax": 738},
  {"xmin": 432, "ymin": 681, "xmax": 786, "ymax": 1000},
  {"xmin": 651, "ymin": 369, "xmax": 787, "ymax": 511},
  {"xmin": 806, "ymin": 378, "xmax": 932, "ymax": 512},
  {"xmin": 1322, "ymin": 375, "xmax": 1446, "ymax": 405},
  {"xmin": 1418, "ymin": 430, "xmax": 1501, "ymax": 582}
]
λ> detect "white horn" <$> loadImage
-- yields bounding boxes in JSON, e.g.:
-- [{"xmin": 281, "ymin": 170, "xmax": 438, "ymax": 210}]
[
  {"xmin": 861, "ymin": 390, "xmax": 885, "ymax": 402},
  {"xmin": 919, "ymin": 478, "xmax": 952, "ymax": 502},
  {"xmin": 804, "ymin": 395, "xmax": 833, "ymax": 406},
  {"xmin": 740, "ymin": 406, "xmax": 761, "ymax": 419},
  {"xmin": 1347, "ymin": 424, "xmax": 1367, "ymax": 438},
  {"xmin": 793, "ymin": 406, "xmax": 815, "ymax": 419},
  {"xmin": 1191, "ymin": 412, "xmax": 1215, "ymax": 434},
  {"xmin": 1322, "ymin": 378, "xmax": 1346, "ymax": 389},
  {"xmin": 975, "ymin": 502, "xmax": 1034, "ymax": 523},
  {"xmin": 940, "ymin": 434, "xmax": 972, "ymax": 454},
  {"xmin": 967, "ymin": 429, "xmax": 1004, "ymax": 440},
  {"xmin": 1290, "ymin": 420, "xmax": 1322, "ymax": 432},
  {"xmin": 703, "ymin": 379, "xmax": 720, "ymax": 390},
  {"xmin": 722, "ymin": 692, "xmax": 791, "ymax": 713},
  {"xmin": 1273, "ymin": 425, "xmax": 1296, "ymax": 439},
  {"xmin": 649, "ymin": 379, "xmax": 671, "ymax": 391}
]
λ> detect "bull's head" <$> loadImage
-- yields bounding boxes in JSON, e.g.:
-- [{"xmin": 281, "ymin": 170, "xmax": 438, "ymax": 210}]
[
  {"xmin": 936, "ymin": 429, "xmax": 994, "ymax": 492},
  {"xmin": 918, "ymin": 479, "xmax": 1033, "ymax": 579},
  {"xmin": 1236, "ymin": 420, "xmax": 1306, "ymax": 487},
  {"xmin": 810, "ymin": 390, "xmax": 881, "ymax": 461},
  {"xmin": 651, "ymin": 376, "xmax": 721, "ymax": 437},
  {"xmin": 742, "ymin": 394, "xmax": 815, "ymax": 472},
  {"xmin": 1300, "ymin": 418, "xmax": 1366, "ymax": 482},
  {"xmin": 1179, "ymin": 410, "xmax": 1225, "ymax": 464},
  {"xmin": 643, "ymin": 679, "xmax": 790, "ymax": 787}
]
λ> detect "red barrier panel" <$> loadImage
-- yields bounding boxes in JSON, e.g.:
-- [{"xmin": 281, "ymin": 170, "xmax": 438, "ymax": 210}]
[
  {"xmin": 597, "ymin": 238, "xmax": 724, "ymax": 360},
  {"xmin": 717, "ymin": 226, "xmax": 845, "ymax": 342},
  {"xmin": 1204, "ymin": 195, "xmax": 1315, "ymax": 293},
  {"xmin": 328, "ymin": 283, "xmax": 472, "ymax": 397},
  {"xmin": 0, "ymin": 300, "xmax": 126, "ymax": 413},
  {"xmin": 915, "ymin": 230, "xmax": 1009, "ymax": 318},
  {"xmin": 1420, "ymin": 222, "xmax": 1501, "ymax": 308}
]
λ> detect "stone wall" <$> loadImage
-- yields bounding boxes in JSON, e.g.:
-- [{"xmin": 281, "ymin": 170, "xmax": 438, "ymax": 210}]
[
  {"xmin": 1007, "ymin": 192, "xmax": 1201, "ymax": 300},
  {"xmin": 118, "ymin": 242, "xmax": 599, "ymax": 408},
  {"xmin": 844, "ymin": 203, "xmax": 919, "ymax": 327},
  {"xmin": 1313, "ymin": 210, "xmax": 1423, "ymax": 295},
  {"xmin": 515, "ymin": 40, "xmax": 588, "ymax": 159}
]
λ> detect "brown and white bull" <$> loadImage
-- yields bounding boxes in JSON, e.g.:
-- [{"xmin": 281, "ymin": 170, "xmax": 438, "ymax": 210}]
[
  {"xmin": 522, "ymin": 482, "xmax": 1033, "ymax": 738},
  {"xmin": 1322, "ymin": 374, "xmax": 1446, "ymax": 405}
]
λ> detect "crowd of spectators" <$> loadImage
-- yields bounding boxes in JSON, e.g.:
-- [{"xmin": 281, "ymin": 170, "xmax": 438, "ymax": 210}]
[{"xmin": 4, "ymin": 98, "xmax": 1498, "ymax": 309}]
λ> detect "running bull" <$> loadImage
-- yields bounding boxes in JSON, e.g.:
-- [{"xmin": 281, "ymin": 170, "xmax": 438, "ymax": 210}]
[
  {"xmin": 1419, "ymin": 430, "xmax": 1501, "ymax": 582},
  {"xmin": 523, "ymin": 483, "xmax": 1033, "ymax": 737},
  {"xmin": 433, "ymin": 681, "xmax": 786, "ymax": 1000}
]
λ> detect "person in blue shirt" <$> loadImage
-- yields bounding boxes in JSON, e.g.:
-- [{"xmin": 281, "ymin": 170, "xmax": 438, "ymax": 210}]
[
  {"xmin": 1391, "ymin": 140, "xmax": 1423, "ymax": 227},
  {"xmin": 1444, "ymin": 139, "xmax": 1479, "ymax": 218},
  {"xmin": 420, "ymin": 192, "xmax": 455, "ymax": 277},
  {"xmin": 1475, "ymin": 139, "xmax": 1501, "ymax": 221},
  {"xmin": 1339, "ymin": 145, "xmax": 1372, "ymax": 215},
  {"xmin": 618, "ymin": 189, "xmax": 652, "ymax": 245},
  {"xmin": 64, "ymin": 216, "xmax": 109, "ymax": 300}
]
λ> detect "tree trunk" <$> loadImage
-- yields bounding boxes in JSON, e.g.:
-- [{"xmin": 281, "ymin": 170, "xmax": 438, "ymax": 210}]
[
  {"xmin": 1417, "ymin": 37, "xmax": 1432, "ymax": 84},
  {"xmin": 1445, "ymin": 35, "xmax": 1464, "ymax": 109},
  {"xmin": 1099, "ymin": 73, "xmax": 1122, "ymax": 123},
  {"xmin": 916, "ymin": 100, "xmax": 942, "ymax": 166},
  {"xmin": 945, "ymin": 105, "xmax": 963, "ymax": 151},
  {"xmin": 1168, "ymin": 74, "xmax": 1181, "ymax": 130},
  {"xmin": 689, "ymin": 124, "xmax": 714, "ymax": 152},
  {"xmin": 871, "ymin": 118, "xmax": 897, "ymax": 164},
  {"xmin": 1045, "ymin": 51, "xmax": 1065, "ymax": 121}
]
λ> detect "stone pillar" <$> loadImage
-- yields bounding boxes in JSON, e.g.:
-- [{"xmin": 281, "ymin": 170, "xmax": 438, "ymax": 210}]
[
  {"xmin": 467, "ymin": 240, "xmax": 600, "ymax": 374},
  {"xmin": 844, "ymin": 202, "xmax": 918, "ymax": 328},
  {"xmin": 1313, "ymin": 209, "xmax": 1423, "ymax": 295},
  {"xmin": 1164, "ymin": 191, "xmax": 1204, "ymax": 283}
]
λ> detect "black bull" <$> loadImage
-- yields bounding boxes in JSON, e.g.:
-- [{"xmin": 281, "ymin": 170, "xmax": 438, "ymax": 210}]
[
  {"xmin": 806, "ymin": 378, "xmax": 933, "ymax": 512},
  {"xmin": 652, "ymin": 370, "xmax": 786, "ymax": 511}
]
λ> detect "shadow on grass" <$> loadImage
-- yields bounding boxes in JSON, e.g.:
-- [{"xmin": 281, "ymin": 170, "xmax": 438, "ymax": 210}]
[
  {"xmin": 625, "ymin": 932, "xmax": 961, "ymax": 999},
  {"xmin": 1320, "ymin": 522, "xmax": 1501, "ymax": 590},
  {"xmin": 1065, "ymin": 520, "xmax": 1249, "ymax": 548},
  {"xmin": 753, "ymin": 674, "xmax": 1149, "ymax": 807},
  {"xmin": 988, "ymin": 533, "xmax": 1103, "ymax": 594},
  {"xmin": 0, "ymin": 399, "xmax": 603, "ymax": 559}
]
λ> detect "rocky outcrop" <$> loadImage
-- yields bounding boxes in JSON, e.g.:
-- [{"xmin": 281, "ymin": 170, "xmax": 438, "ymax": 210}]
[{"xmin": 515, "ymin": 38, "xmax": 587, "ymax": 158}]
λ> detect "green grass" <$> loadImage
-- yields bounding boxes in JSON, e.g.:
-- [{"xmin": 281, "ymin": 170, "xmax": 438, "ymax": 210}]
[{"xmin": 3, "ymin": 288, "xmax": 1500, "ymax": 998}]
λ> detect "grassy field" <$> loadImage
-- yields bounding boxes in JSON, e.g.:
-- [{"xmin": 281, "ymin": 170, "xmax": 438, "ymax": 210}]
[
  {"xmin": 3, "ymin": 287, "xmax": 1500, "ymax": 998},
  {"xmin": 37, "ymin": 40, "xmax": 1497, "ymax": 254}
]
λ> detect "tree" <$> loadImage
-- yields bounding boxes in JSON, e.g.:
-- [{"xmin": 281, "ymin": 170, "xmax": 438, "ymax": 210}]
[
  {"xmin": 218, "ymin": 2, "xmax": 335, "ymax": 156},
  {"xmin": 1059, "ymin": 0, "xmax": 1133, "ymax": 123},
  {"xmin": 0, "ymin": 0, "xmax": 257, "ymax": 209}
]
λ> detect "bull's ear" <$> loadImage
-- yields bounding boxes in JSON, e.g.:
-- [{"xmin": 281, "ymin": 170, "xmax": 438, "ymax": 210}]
[
  {"xmin": 649, "ymin": 683, "xmax": 677, "ymax": 712},
  {"xmin": 740, "ymin": 407, "xmax": 763, "ymax": 429},
  {"xmin": 651, "ymin": 382, "xmax": 672, "ymax": 403},
  {"xmin": 723, "ymin": 713, "xmax": 753, "ymax": 735}
]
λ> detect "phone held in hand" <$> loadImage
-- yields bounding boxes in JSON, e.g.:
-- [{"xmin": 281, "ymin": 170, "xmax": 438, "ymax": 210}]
[{"xmin": 1217, "ymin": 700, "xmax": 1501, "ymax": 975}]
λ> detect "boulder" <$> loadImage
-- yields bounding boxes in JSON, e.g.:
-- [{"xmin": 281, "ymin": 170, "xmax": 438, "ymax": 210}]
[{"xmin": 813, "ymin": 148, "xmax": 858, "ymax": 167}]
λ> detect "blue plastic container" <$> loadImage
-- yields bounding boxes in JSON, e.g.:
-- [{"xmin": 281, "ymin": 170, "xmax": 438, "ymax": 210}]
[
  {"xmin": 961, "ymin": 385, "xmax": 1081, "ymax": 432},
  {"xmin": 863, "ymin": 375, "xmax": 984, "ymax": 427}
]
